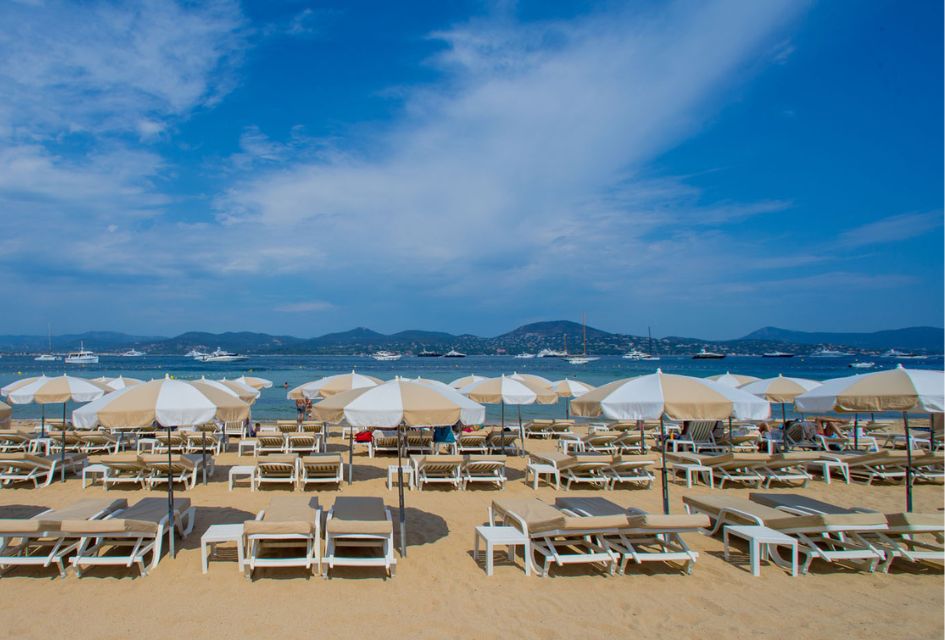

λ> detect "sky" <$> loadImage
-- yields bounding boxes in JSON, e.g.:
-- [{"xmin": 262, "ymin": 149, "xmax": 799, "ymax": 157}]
[{"xmin": 0, "ymin": 0, "xmax": 941, "ymax": 340}]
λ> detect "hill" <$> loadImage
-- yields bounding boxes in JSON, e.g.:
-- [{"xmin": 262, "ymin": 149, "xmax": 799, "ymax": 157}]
[{"xmin": 741, "ymin": 326, "xmax": 943, "ymax": 351}]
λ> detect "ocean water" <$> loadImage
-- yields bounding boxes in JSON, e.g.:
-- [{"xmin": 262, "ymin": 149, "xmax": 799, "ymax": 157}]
[{"xmin": 1, "ymin": 354, "xmax": 941, "ymax": 423}]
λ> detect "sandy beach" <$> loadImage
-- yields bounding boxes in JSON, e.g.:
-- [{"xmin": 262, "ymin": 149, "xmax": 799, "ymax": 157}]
[{"xmin": 0, "ymin": 426, "xmax": 941, "ymax": 640}]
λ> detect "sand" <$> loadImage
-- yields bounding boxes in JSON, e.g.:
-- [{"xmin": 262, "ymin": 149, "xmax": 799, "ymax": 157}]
[{"xmin": 0, "ymin": 430, "xmax": 942, "ymax": 640}]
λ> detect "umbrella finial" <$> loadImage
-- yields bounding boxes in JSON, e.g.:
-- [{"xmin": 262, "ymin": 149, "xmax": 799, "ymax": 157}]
[{"xmin": 896, "ymin": 363, "xmax": 904, "ymax": 369}]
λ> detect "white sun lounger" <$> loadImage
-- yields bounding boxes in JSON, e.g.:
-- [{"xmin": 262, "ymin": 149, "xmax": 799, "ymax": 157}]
[
  {"xmin": 461, "ymin": 455, "xmax": 507, "ymax": 490},
  {"xmin": 254, "ymin": 454, "xmax": 299, "ymax": 490},
  {"xmin": 324, "ymin": 497, "xmax": 396, "ymax": 578},
  {"xmin": 299, "ymin": 454, "xmax": 344, "ymax": 489},
  {"xmin": 412, "ymin": 455, "xmax": 463, "ymax": 491},
  {"xmin": 244, "ymin": 496, "xmax": 320, "ymax": 577},
  {"xmin": 0, "ymin": 452, "xmax": 88, "ymax": 488}
]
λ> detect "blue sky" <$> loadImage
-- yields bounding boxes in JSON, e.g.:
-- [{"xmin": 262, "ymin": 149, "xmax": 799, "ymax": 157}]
[{"xmin": 0, "ymin": 0, "xmax": 941, "ymax": 340}]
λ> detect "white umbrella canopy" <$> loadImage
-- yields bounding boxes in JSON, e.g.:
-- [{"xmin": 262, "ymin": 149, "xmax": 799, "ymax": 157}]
[
  {"xmin": 73, "ymin": 378, "xmax": 250, "ymax": 429},
  {"xmin": 3, "ymin": 375, "xmax": 108, "ymax": 405},
  {"xmin": 449, "ymin": 374, "xmax": 487, "ymax": 390},
  {"xmin": 549, "ymin": 378, "xmax": 595, "ymax": 398},
  {"xmin": 92, "ymin": 376, "xmax": 144, "ymax": 391},
  {"xmin": 312, "ymin": 379, "xmax": 485, "ymax": 428},
  {"xmin": 195, "ymin": 378, "xmax": 259, "ymax": 404},
  {"xmin": 740, "ymin": 375, "xmax": 821, "ymax": 403},
  {"xmin": 290, "ymin": 371, "xmax": 383, "ymax": 400},
  {"xmin": 235, "ymin": 375, "xmax": 273, "ymax": 390},
  {"xmin": 509, "ymin": 372, "xmax": 553, "ymax": 388},
  {"xmin": 1, "ymin": 375, "xmax": 48, "ymax": 396},
  {"xmin": 794, "ymin": 366, "xmax": 944, "ymax": 414},
  {"xmin": 460, "ymin": 375, "xmax": 558, "ymax": 405},
  {"xmin": 707, "ymin": 372, "xmax": 761, "ymax": 388},
  {"xmin": 571, "ymin": 370, "xmax": 770, "ymax": 421}
]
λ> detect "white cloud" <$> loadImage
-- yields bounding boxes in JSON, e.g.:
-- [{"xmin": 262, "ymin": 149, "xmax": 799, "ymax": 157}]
[{"xmin": 838, "ymin": 211, "xmax": 943, "ymax": 248}]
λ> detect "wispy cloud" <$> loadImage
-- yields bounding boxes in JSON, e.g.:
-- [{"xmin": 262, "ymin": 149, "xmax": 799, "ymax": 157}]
[{"xmin": 838, "ymin": 211, "xmax": 943, "ymax": 248}]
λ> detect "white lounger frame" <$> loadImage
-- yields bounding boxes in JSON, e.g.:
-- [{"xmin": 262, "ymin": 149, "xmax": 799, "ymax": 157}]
[
  {"xmin": 299, "ymin": 458, "xmax": 344, "ymax": 489},
  {"xmin": 244, "ymin": 507, "xmax": 321, "ymax": 578},
  {"xmin": 323, "ymin": 505, "xmax": 396, "ymax": 578},
  {"xmin": 0, "ymin": 455, "xmax": 85, "ymax": 488},
  {"xmin": 461, "ymin": 460, "xmax": 507, "ymax": 490},
  {"xmin": 413, "ymin": 459, "xmax": 462, "ymax": 491}
]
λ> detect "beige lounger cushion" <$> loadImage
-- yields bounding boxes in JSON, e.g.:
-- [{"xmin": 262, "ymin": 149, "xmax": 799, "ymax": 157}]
[
  {"xmin": 625, "ymin": 513, "xmax": 711, "ymax": 530},
  {"xmin": 682, "ymin": 495, "xmax": 785, "ymax": 522},
  {"xmin": 492, "ymin": 498, "xmax": 566, "ymax": 534},
  {"xmin": 62, "ymin": 498, "xmax": 191, "ymax": 534},
  {"xmin": 572, "ymin": 455, "xmax": 614, "ymax": 465},
  {"xmin": 0, "ymin": 498, "xmax": 128, "ymax": 534},
  {"xmin": 0, "ymin": 453, "xmax": 54, "ymax": 468},
  {"xmin": 245, "ymin": 496, "xmax": 317, "ymax": 536},
  {"xmin": 699, "ymin": 453, "xmax": 770, "ymax": 466},
  {"xmin": 534, "ymin": 452, "xmax": 573, "ymax": 465},
  {"xmin": 100, "ymin": 452, "xmax": 141, "ymax": 464},
  {"xmin": 884, "ymin": 512, "xmax": 945, "ymax": 530},
  {"xmin": 140, "ymin": 454, "xmax": 196, "ymax": 470},
  {"xmin": 464, "ymin": 455, "xmax": 507, "ymax": 464},
  {"xmin": 301, "ymin": 454, "xmax": 341, "ymax": 466},
  {"xmin": 257, "ymin": 454, "xmax": 297, "ymax": 465},
  {"xmin": 562, "ymin": 515, "xmax": 629, "ymax": 531},
  {"xmin": 326, "ymin": 497, "xmax": 391, "ymax": 535},
  {"xmin": 767, "ymin": 512, "xmax": 887, "ymax": 531}
]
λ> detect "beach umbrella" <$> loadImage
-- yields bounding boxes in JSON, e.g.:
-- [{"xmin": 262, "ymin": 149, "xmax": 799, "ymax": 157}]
[
  {"xmin": 92, "ymin": 376, "xmax": 144, "ymax": 391},
  {"xmin": 289, "ymin": 371, "xmax": 383, "ymax": 400},
  {"xmin": 0, "ymin": 401, "xmax": 10, "ymax": 428},
  {"xmin": 73, "ymin": 377, "xmax": 250, "ymax": 557},
  {"xmin": 707, "ymin": 372, "xmax": 761, "ymax": 387},
  {"xmin": 795, "ymin": 366, "xmax": 944, "ymax": 511},
  {"xmin": 460, "ymin": 375, "xmax": 558, "ymax": 455},
  {"xmin": 571, "ymin": 370, "xmax": 770, "ymax": 514},
  {"xmin": 448, "ymin": 374, "xmax": 487, "ymax": 390},
  {"xmin": 549, "ymin": 378, "xmax": 596, "ymax": 418},
  {"xmin": 741, "ymin": 375, "xmax": 821, "ymax": 449},
  {"xmin": 2, "ymin": 375, "xmax": 109, "ymax": 480},
  {"xmin": 1, "ymin": 376, "xmax": 49, "ymax": 434},
  {"xmin": 197, "ymin": 378, "xmax": 259, "ymax": 403},
  {"xmin": 235, "ymin": 375, "xmax": 273, "ymax": 390},
  {"xmin": 312, "ymin": 379, "xmax": 485, "ymax": 556},
  {"xmin": 510, "ymin": 372, "xmax": 554, "ymax": 387}
]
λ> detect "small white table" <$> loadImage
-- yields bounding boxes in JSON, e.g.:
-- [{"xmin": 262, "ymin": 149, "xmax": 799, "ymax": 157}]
[
  {"xmin": 237, "ymin": 439, "xmax": 257, "ymax": 457},
  {"xmin": 806, "ymin": 459, "xmax": 850, "ymax": 485},
  {"xmin": 671, "ymin": 463, "xmax": 714, "ymax": 488},
  {"xmin": 387, "ymin": 464, "xmax": 414, "ymax": 490},
  {"xmin": 201, "ymin": 524, "xmax": 245, "ymax": 574},
  {"xmin": 82, "ymin": 463, "xmax": 109, "ymax": 489},
  {"xmin": 723, "ymin": 525, "xmax": 798, "ymax": 577},
  {"xmin": 525, "ymin": 462, "xmax": 560, "ymax": 490},
  {"xmin": 474, "ymin": 525, "xmax": 529, "ymax": 576},
  {"xmin": 228, "ymin": 465, "xmax": 255, "ymax": 491},
  {"xmin": 136, "ymin": 438, "xmax": 158, "ymax": 454}
]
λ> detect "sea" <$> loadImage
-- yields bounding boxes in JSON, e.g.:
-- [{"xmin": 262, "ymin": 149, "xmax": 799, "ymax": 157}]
[{"xmin": 2, "ymin": 354, "xmax": 942, "ymax": 423}]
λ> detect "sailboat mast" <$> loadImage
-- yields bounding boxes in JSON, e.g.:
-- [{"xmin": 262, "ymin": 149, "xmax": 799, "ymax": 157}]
[{"xmin": 582, "ymin": 313, "xmax": 587, "ymax": 355}]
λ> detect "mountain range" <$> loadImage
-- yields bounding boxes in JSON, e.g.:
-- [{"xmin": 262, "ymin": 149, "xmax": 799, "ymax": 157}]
[{"xmin": 0, "ymin": 322, "xmax": 940, "ymax": 355}]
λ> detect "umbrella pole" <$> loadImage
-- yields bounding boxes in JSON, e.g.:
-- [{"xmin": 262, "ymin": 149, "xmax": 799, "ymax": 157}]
[
  {"xmin": 501, "ymin": 401, "xmax": 505, "ymax": 430},
  {"xmin": 348, "ymin": 424, "xmax": 353, "ymax": 486},
  {"xmin": 517, "ymin": 405, "xmax": 525, "ymax": 457},
  {"xmin": 660, "ymin": 415, "xmax": 669, "ymax": 515},
  {"xmin": 201, "ymin": 431, "xmax": 208, "ymax": 485},
  {"xmin": 728, "ymin": 417, "xmax": 733, "ymax": 453},
  {"xmin": 639, "ymin": 420, "xmax": 646, "ymax": 454},
  {"xmin": 780, "ymin": 404, "xmax": 788, "ymax": 453},
  {"xmin": 41, "ymin": 404, "xmax": 45, "ymax": 438},
  {"xmin": 167, "ymin": 425, "xmax": 176, "ymax": 559},
  {"xmin": 930, "ymin": 413, "xmax": 936, "ymax": 451},
  {"xmin": 396, "ymin": 424, "xmax": 407, "ymax": 557},
  {"xmin": 904, "ymin": 412, "xmax": 913, "ymax": 513},
  {"xmin": 853, "ymin": 414, "xmax": 859, "ymax": 451},
  {"xmin": 60, "ymin": 402, "xmax": 67, "ymax": 483},
  {"xmin": 565, "ymin": 398, "xmax": 570, "ymax": 420}
]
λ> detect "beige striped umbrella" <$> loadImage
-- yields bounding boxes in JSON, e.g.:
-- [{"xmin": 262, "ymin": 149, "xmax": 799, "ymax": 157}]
[
  {"xmin": 289, "ymin": 371, "xmax": 383, "ymax": 400},
  {"xmin": 707, "ymin": 372, "xmax": 761, "ymax": 387},
  {"xmin": 92, "ymin": 376, "xmax": 144, "ymax": 391},
  {"xmin": 741, "ymin": 375, "xmax": 821, "ymax": 403},
  {"xmin": 550, "ymin": 378, "xmax": 596, "ymax": 419},
  {"xmin": 0, "ymin": 401, "xmax": 10, "ymax": 428},
  {"xmin": 448, "ymin": 374, "xmax": 487, "ymax": 390},
  {"xmin": 235, "ymin": 375, "xmax": 273, "ymax": 390},
  {"xmin": 197, "ymin": 378, "xmax": 259, "ymax": 404},
  {"xmin": 509, "ymin": 372, "xmax": 553, "ymax": 388}
]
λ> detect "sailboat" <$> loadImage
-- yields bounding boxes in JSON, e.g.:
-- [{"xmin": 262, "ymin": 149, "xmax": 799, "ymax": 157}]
[
  {"xmin": 568, "ymin": 315, "xmax": 599, "ymax": 365},
  {"xmin": 642, "ymin": 327, "xmax": 660, "ymax": 361},
  {"xmin": 34, "ymin": 324, "xmax": 60, "ymax": 361}
]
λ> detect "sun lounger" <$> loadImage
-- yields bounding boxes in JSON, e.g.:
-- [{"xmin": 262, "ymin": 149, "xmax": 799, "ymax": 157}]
[
  {"xmin": 254, "ymin": 454, "xmax": 299, "ymax": 490},
  {"xmin": 412, "ymin": 455, "xmax": 463, "ymax": 490},
  {"xmin": 183, "ymin": 431, "xmax": 223, "ymax": 455},
  {"xmin": 551, "ymin": 420, "xmax": 576, "ymax": 437},
  {"xmin": 67, "ymin": 497, "xmax": 195, "ymax": 576},
  {"xmin": 461, "ymin": 455, "xmax": 507, "ymax": 489},
  {"xmin": 152, "ymin": 431, "xmax": 187, "ymax": 453},
  {"xmin": 405, "ymin": 432, "xmax": 434, "ymax": 455},
  {"xmin": 97, "ymin": 453, "xmax": 149, "ymax": 490},
  {"xmin": 286, "ymin": 433, "xmax": 320, "ymax": 454},
  {"xmin": 666, "ymin": 452, "xmax": 768, "ymax": 488},
  {"xmin": 670, "ymin": 421, "xmax": 722, "ymax": 453},
  {"xmin": 368, "ymin": 432, "xmax": 400, "ymax": 458},
  {"xmin": 682, "ymin": 494, "xmax": 887, "ymax": 573},
  {"xmin": 140, "ymin": 454, "xmax": 212, "ymax": 490},
  {"xmin": 749, "ymin": 452, "xmax": 818, "ymax": 488},
  {"xmin": 324, "ymin": 497, "xmax": 396, "ymax": 578},
  {"xmin": 487, "ymin": 431, "xmax": 520, "ymax": 455},
  {"xmin": 299, "ymin": 454, "xmax": 344, "ymax": 489},
  {"xmin": 613, "ymin": 431, "xmax": 648, "ymax": 455},
  {"xmin": 555, "ymin": 497, "xmax": 708, "ymax": 574},
  {"xmin": 456, "ymin": 431, "xmax": 488, "ymax": 454},
  {"xmin": 255, "ymin": 433, "xmax": 287, "ymax": 456},
  {"xmin": 910, "ymin": 451, "xmax": 944, "ymax": 482},
  {"xmin": 275, "ymin": 420, "xmax": 300, "ymax": 433},
  {"xmin": 489, "ymin": 497, "xmax": 618, "ymax": 577},
  {"xmin": 524, "ymin": 419, "xmax": 555, "ymax": 439},
  {"xmin": 77, "ymin": 431, "xmax": 121, "ymax": 455},
  {"xmin": 605, "ymin": 456, "xmax": 656, "ymax": 489},
  {"xmin": 0, "ymin": 498, "xmax": 127, "ymax": 577},
  {"xmin": 244, "ymin": 496, "xmax": 320, "ymax": 577},
  {"xmin": 0, "ymin": 452, "xmax": 87, "ymax": 488},
  {"xmin": 223, "ymin": 420, "xmax": 247, "ymax": 442},
  {"xmin": 822, "ymin": 451, "xmax": 909, "ymax": 484},
  {"xmin": 0, "ymin": 431, "xmax": 34, "ymax": 453},
  {"xmin": 560, "ymin": 455, "xmax": 612, "ymax": 490}
]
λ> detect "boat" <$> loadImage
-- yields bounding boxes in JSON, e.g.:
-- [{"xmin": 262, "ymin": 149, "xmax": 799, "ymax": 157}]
[
  {"xmin": 762, "ymin": 351, "xmax": 794, "ymax": 358},
  {"xmin": 199, "ymin": 348, "xmax": 248, "ymax": 363},
  {"xmin": 35, "ymin": 324, "xmax": 60, "ymax": 361},
  {"xmin": 443, "ymin": 349, "xmax": 466, "ymax": 358},
  {"xmin": 881, "ymin": 349, "xmax": 925, "ymax": 359},
  {"xmin": 185, "ymin": 349, "xmax": 208, "ymax": 358},
  {"xmin": 372, "ymin": 351, "xmax": 402, "ymax": 361},
  {"xmin": 64, "ymin": 342, "xmax": 98, "ymax": 364},
  {"xmin": 417, "ymin": 349, "xmax": 442, "ymax": 358},
  {"xmin": 849, "ymin": 361, "xmax": 875, "ymax": 369},
  {"xmin": 568, "ymin": 314, "xmax": 599, "ymax": 365},
  {"xmin": 514, "ymin": 353, "xmax": 535, "ymax": 359},
  {"xmin": 692, "ymin": 348, "xmax": 725, "ymax": 360},
  {"xmin": 811, "ymin": 348, "xmax": 849, "ymax": 357},
  {"xmin": 622, "ymin": 349, "xmax": 648, "ymax": 360},
  {"xmin": 120, "ymin": 349, "xmax": 145, "ymax": 357},
  {"xmin": 536, "ymin": 349, "xmax": 567, "ymax": 358}
]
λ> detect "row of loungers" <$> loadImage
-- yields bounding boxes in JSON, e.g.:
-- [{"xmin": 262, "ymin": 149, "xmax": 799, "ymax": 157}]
[
  {"xmin": 666, "ymin": 450, "xmax": 944, "ymax": 488},
  {"xmin": 530, "ymin": 453, "xmax": 657, "ymax": 490},
  {"xmin": 0, "ymin": 453, "xmax": 88, "ymax": 488},
  {"xmin": 683, "ymin": 493, "xmax": 944, "ymax": 573},
  {"xmin": 91, "ymin": 453, "xmax": 214, "ymax": 490},
  {"xmin": 0, "ymin": 496, "xmax": 393, "ymax": 579},
  {"xmin": 410, "ymin": 455, "xmax": 507, "ymax": 490},
  {"xmin": 369, "ymin": 431, "xmax": 522, "ymax": 457},
  {"xmin": 250, "ymin": 454, "xmax": 344, "ymax": 490}
]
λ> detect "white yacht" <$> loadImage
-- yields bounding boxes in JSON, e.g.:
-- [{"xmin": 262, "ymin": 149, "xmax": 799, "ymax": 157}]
[
  {"xmin": 199, "ymin": 348, "xmax": 248, "ymax": 363},
  {"xmin": 622, "ymin": 349, "xmax": 650, "ymax": 360},
  {"xmin": 692, "ymin": 348, "xmax": 725, "ymax": 360},
  {"xmin": 849, "ymin": 361, "xmax": 876, "ymax": 369},
  {"xmin": 371, "ymin": 351, "xmax": 402, "ymax": 361},
  {"xmin": 762, "ymin": 351, "xmax": 794, "ymax": 358},
  {"xmin": 567, "ymin": 355, "xmax": 599, "ymax": 365},
  {"xmin": 537, "ymin": 349, "xmax": 567, "ymax": 358},
  {"xmin": 185, "ymin": 349, "xmax": 208, "ymax": 358},
  {"xmin": 64, "ymin": 342, "xmax": 98, "ymax": 364},
  {"xmin": 120, "ymin": 349, "xmax": 145, "ymax": 357},
  {"xmin": 811, "ymin": 348, "xmax": 849, "ymax": 357},
  {"xmin": 443, "ymin": 349, "xmax": 466, "ymax": 358},
  {"xmin": 513, "ymin": 353, "xmax": 535, "ymax": 359},
  {"xmin": 881, "ymin": 349, "xmax": 925, "ymax": 359},
  {"xmin": 34, "ymin": 353, "xmax": 59, "ymax": 362}
]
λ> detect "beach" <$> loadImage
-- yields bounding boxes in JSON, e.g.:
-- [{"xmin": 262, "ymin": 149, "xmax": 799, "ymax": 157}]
[{"xmin": 0, "ymin": 428, "xmax": 941, "ymax": 640}]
